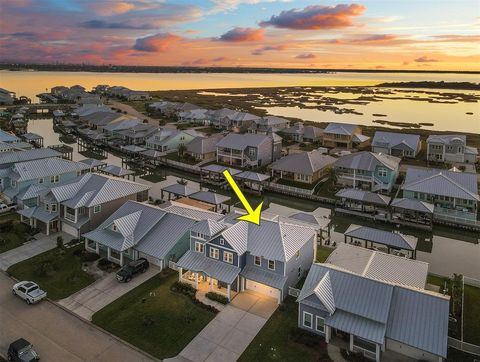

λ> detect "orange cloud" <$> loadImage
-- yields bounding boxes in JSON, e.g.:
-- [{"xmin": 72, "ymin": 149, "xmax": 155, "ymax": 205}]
[
  {"xmin": 218, "ymin": 27, "xmax": 264, "ymax": 42},
  {"xmin": 133, "ymin": 33, "xmax": 182, "ymax": 52},
  {"xmin": 91, "ymin": 2, "xmax": 136, "ymax": 16}
]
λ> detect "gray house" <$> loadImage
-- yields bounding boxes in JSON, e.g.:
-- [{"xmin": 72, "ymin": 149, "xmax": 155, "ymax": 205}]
[
  {"xmin": 372, "ymin": 131, "xmax": 421, "ymax": 158},
  {"xmin": 281, "ymin": 122, "xmax": 323, "ymax": 143},
  {"xmin": 426, "ymin": 134, "xmax": 477, "ymax": 164},
  {"xmin": 297, "ymin": 263, "xmax": 448, "ymax": 362},
  {"xmin": 177, "ymin": 215, "xmax": 317, "ymax": 303}
]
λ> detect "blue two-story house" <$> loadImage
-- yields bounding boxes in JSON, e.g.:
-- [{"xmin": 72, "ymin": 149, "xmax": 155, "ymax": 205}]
[
  {"xmin": 333, "ymin": 151, "xmax": 401, "ymax": 192},
  {"xmin": 176, "ymin": 215, "xmax": 317, "ymax": 303}
]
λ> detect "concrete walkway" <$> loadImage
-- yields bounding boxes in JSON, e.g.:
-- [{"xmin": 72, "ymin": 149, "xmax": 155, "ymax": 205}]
[
  {"xmin": 167, "ymin": 291, "xmax": 277, "ymax": 362},
  {"xmin": 0, "ymin": 232, "xmax": 72, "ymax": 271},
  {"xmin": 58, "ymin": 267, "xmax": 160, "ymax": 320}
]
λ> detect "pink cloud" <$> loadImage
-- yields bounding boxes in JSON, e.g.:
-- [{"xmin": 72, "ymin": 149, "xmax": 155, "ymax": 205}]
[
  {"xmin": 218, "ymin": 27, "xmax": 264, "ymax": 42},
  {"xmin": 414, "ymin": 56, "xmax": 438, "ymax": 62},
  {"xmin": 295, "ymin": 53, "xmax": 316, "ymax": 59},
  {"xmin": 133, "ymin": 33, "xmax": 182, "ymax": 52},
  {"xmin": 252, "ymin": 44, "xmax": 288, "ymax": 55},
  {"xmin": 260, "ymin": 4, "xmax": 366, "ymax": 30}
]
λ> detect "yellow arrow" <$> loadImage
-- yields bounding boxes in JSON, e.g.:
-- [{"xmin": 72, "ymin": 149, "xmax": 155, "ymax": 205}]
[{"xmin": 223, "ymin": 170, "xmax": 263, "ymax": 225}]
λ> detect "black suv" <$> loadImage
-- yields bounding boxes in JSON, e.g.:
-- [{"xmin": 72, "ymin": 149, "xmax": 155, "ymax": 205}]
[
  {"xmin": 8, "ymin": 338, "xmax": 40, "ymax": 361},
  {"xmin": 116, "ymin": 258, "xmax": 149, "ymax": 282}
]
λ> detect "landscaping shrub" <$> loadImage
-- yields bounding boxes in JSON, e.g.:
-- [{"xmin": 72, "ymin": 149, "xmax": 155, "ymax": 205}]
[
  {"xmin": 97, "ymin": 258, "xmax": 118, "ymax": 272},
  {"xmin": 0, "ymin": 220, "xmax": 14, "ymax": 233},
  {"xmin": 80, "ymin": 252, "xmax": 100, "ymax": 263},
  {"xmin": 170, "ymin": 281, "xmax": 196, "ymax": 298},
  {"xmin": 56, "ymin": 235, "xmax": 64, "ymax": 249},
  {"xmin": 341, "ymin": 348, "xmax": 368, "ymax": 362},
  {"xmin": 288, "ymin": 327, "xmax": 324, "ymax": 348},
  {"xmin": 205, "ymin": 292, "xmax": 228, "ymax": 304}
]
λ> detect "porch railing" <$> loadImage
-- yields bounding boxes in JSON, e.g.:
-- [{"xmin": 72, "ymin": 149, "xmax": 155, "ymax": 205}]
[
  {"xmin": 288, "ymin": 287, "xmax": 301, "ymax": 298},
  {"xmin": 168, "ymin": 260, "xmax": 178, "ymax": 271}
]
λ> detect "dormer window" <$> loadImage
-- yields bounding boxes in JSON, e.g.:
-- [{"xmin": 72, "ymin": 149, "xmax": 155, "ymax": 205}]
[
  {"xmin": 254, "ymin": 256, "xmax": 261, "ymax": 266},
  {"xmin": 51, "ymin": 204, "xmax": 57, "ymax": 212},
  {"xmin": 38, "ymin": 178, "xmax": 44, "ymax": 184},
  {"xmin": 268, "ymin": 260, "xmax": 275, "ymax": 271},
  {"xmin": 94, "ymin": 205, "xmax": 101, "ymax": 214},
  {"xmin": 219, "ymin": 238, "xmax": 225, "ymax": 245},
  {"xmin": 112, "ymin": 224, "xmax": 118, "ymax": 232},
  {"xmin": 50, "ymin": 175, "xmax": 60, "ymax": 183}
]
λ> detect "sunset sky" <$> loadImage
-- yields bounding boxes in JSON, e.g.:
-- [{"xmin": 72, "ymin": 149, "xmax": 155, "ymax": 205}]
[{"xmin": 1, "ymin": 0, "xmax": 479, "ymax": 70}]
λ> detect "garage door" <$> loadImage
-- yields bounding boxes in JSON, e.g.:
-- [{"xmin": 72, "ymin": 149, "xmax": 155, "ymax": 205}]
[
  {"xmin": 138, "ymin": 252, "xmax": 162, "ymax": 268},
  {"xmin": 62, "ymin": 223, "xmax": 78, "ymax": 237},
  {"xmin": 245, "ymin": 280, "xmax": 280, "ymax": 300}
]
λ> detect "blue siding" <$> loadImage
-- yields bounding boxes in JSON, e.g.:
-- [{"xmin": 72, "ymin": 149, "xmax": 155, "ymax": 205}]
[
  {"xmin": 244, "ymin": 252, "xmax": 285, "ymax": 276},
  {"xmin": 205, "ymin": 243, "xmax": 239, "ymax": 267}
]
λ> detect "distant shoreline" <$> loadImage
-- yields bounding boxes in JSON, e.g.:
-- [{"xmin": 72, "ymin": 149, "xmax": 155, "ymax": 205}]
[{"xmin": 1, "ymin": 63, "xmax": 479, "ymax": 75}]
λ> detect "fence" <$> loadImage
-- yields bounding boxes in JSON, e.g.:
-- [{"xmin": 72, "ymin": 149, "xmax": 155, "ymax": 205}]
[
  {"xmin": 168, "ymin": 261, "xmax": 179, "ymax": 271},
  {"xmin": 288, "ymin": 287, "xmax": 301, "ymax": 298},
  {"xmin": 267, "ymin": 182, "xmax": 314, "ymax": 195},
  {"xmin": 448, "ymin": 337, "xmax": 480, "ymax": 356},
  {"xmin": 163, "ymin": 159, "xmax": 201, "ymax": 174}
]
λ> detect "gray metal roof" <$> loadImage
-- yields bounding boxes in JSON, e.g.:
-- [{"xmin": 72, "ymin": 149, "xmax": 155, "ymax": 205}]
[
  {"xmin": 335, "ymin": 188, "xmax": 391, "ymax": 206},
  {"xmin": 334, "ymin": 151, "xmax": 400, "ymax": 172},
  {"xmin": 186, "ymin": 135, "xmax": 222, "ymax": 155},
  {"xmin": 303, "ymin": 126, "xmax": 324, "ymax": 140},
  {"xmin": 176, "ymin": 250, "xmax": 241, "ymax": 284},
  {"xmin": 161, "ymin": 183, "xmax": 197, "ymax": 197},
  {"xmin": 234, "ymin": 171, "xmax": 270, "ymax": 182},
  {"xmin": 270, "ymin": 150, "xmax": 336, "ymax": 176},
  {"xmin": 0, "ymin": 130, "xmax": 20, "ymax": 143},
  {"xmin": 240, "ymin": 265, "xmax": 287, "ymax": 290},
  {"xmin": 372, "ymin": 131, "xmax": 420, "ymax": 151},
  {"xmin": 161, "ymin": 202, "xmax": 224, "ymax": 221},
  {"xmin": 20, "ymin": 132, "xmax": 43, "ymax": 141},
  {"xmin": 327, "ymin": 310, "xmax": 386, "ymax": 344},
  {"xmin": 11, "ymin": 158, "xmax": 91, "ymax": 182},
  {"xmin": 345, "ymin": 226, "xmax": 417, "ymax": 251},
  {"xmin": 101, "ymin": 165, "xmax": 135, "ymax": 177},
  {"xmin": 18, "ymin": 206, "xmax": 58, "ymax": 223},
  {"xmin": 402, "ymin": 167, "xmax": 479, "ymax": 201},
  {"xmin": 391, "ymin": 198, "xmax": 434, "ymax": 214},
  {"xmin": 288, "ymin": 212, "xmax": 330, "ymax": 230},
  {"xmin": 17, "ymin": 184, "xmax": 48, "ymax": 201},
  {"xmin": 200, "ymin": 164, "xmax": 241, "ymax": 175},
  {"xmin": 326, "ymin": 243, "xmax": 428, "ymax": 289},
  {"xmin": 426, "ymin": 134, "xmax": 466, "ymax": 145},
  {"xmin": 324, "ymin": 123, "xmax": 359, "ymax": 136},
  {"xmin": 215, "ymin": 133, "xmax": 271, "ymax": 150},
  {"xmin": 190, "ymin": 219, "xmax": 226, "ymax": 237},
  {"xmin": 0, "ymin": 148, "xmax": 61, "ymax": 166},
  {"xmin": 78, "ymin": 158, "xmax": 107, "ymax": 168},
  {"xmin": 189, "ymin": 191, "xmax": 230, "ymax": 205},
  {"xmin": 121, "ymin": 145, "xmax": 146, "ymax": 153}
]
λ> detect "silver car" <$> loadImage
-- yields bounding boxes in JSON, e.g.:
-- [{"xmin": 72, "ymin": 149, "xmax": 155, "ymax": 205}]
[{"xmin": 12, "ymin": 281, "xmax": 47, "ymax": 304}]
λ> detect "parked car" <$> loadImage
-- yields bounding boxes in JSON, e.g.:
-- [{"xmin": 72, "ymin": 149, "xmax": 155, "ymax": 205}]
[
  {"xmin": 116, "ymin": 258, "xmax": 149, "ymax": 282},
  {"xmin": 7, "ymin": 338, "xmax": 40, "ymax": 361},
  {"xmin": 0, "ymin": 202, "xmax": 16, "ymax": 214},
  {"xmin": 12, "ymin": 281, "xmax": 47, "ymax": 304}
]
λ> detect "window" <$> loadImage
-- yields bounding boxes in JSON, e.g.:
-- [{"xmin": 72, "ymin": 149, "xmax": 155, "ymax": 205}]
[
  {"xmin": 196, "ymin": 232, "xmax": 205, "ymax": 239},
  {"xmin": 377, "ymin": 167, "xmax": 388, "ymax": 178},
  {"xmin": 223, "ymin": 251, "xmax": 233, "ymax": 264},
  {"xmin": 38, "ymin": 178, "xmax": 44, "ymax": 184},
  {"xmin": 268, "ymin": 259, "xmax": 275, "ymax": 271},
  {"xmin": 195, "ymin": 242, "xmax": 204, "ymax": 253},
  {"xmin": 50, "ymin": 175, "xmax": 60, "ymax": 183},
  {"xmin": 94, "ymin": 205, "xmax": 101, "ymax": 214},
  {"xmin": 112, "ymin": 224, "xmax": 118, "ymax": 231},
  {"xmin": 209, "ymin": 247, "xmax": 219, "ymax": 259},
  {"xmin": 303, "ymin": 312, "xmax": 313, "ymax": 328},
  {"xmin": 51, "ymin": 204, "xmax": 57, "ymax": 212},
  {"xmin": 219, "ymin": 238, "xmax": 225, "ymax": 245},
  {"xmin": 45, "ymin": 203, "xmax": 50, "ymax": 211},
  {"xmin": 254, "ymin": 256, "xmax": 261, "ymax": 266},
  {"xmin": 316, "ymin": 316, "xmax": 325, "ymax": 333}
]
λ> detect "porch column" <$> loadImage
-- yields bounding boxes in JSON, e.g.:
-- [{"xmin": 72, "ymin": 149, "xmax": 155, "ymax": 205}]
[
  {"xmin": 46, "ymin": 221, "xmax": 50, "ymax": 236},
  {"xmin": 241, "ymin": 277, "xmax": 245, "ymax": 292},
  {"xmin": 120, "ymin": 252, "xmax": 124, "ymax": 266},
  {"xmin": 375, "ymin": 344, "xmax": 380, "ymax": 362},
  {"xmin": 107, "ymin": 247, "xmax": 111, "ymax": 260},
  {"xmin": 95, "ymin": 242, "xmax": 99, "ymax": 253},
  {"xmin": 195, "ymin": 273, "xmax": 199, "ymax": 289},
  {"xmin": 209, "ymin": 277, "xmax": 213, "ymax": 291},
  {"xmin": 84, "ymin": 238, "xmax": 89, "ymax": 250},
  {"xmin": 349, "ymin": 334, "xmax": 354, "ymax": 352},
  {"xmin": 227, "ymin": 284, "xmax": 231, "ymax": 301},
  {"xmin": 179, "ymin": 267, "xmax": 183, "ymax": 282},
  {"xmin": 325, "ymin": 326, "xmax": 331, "ymax": 343}
]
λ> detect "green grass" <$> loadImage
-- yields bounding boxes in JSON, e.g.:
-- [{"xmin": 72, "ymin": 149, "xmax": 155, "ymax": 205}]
[
  {"xmin": 239, "ymin": 297, "xmax": 329, "ymax": 362},
  {"xmin": 0, "ymin": 213, "xmax": 31, "ymax": 254},
  {"xmin": 92, "ymin": 270, "xmax": 216, "ymax": 359},
  {"xmin": 141, "ymin": 172, "xmax": 166, "ymax": 183},
  {"xmin": 427, "ymin": 274, "xmax": 447, "ymax": 288},
  {"xmin": 7, "ymin": 244, "xmax": 95, "ymax": 300},
  {"xmin": 447, "ymin": 347, "xmax": 478, "ymax": 362},
  {"xmin": 165, "ymin": 152, "xmax": 198, "ymax": 165},
  {"xmin": 316, "ymin": 246, "xmax": 334, "ymax": 263},
  {"xmin": 463, "ymin": 285, "xmax": 480, "ymax": 345},
  {"xmin": 196, "ymin": 126, "xmax": 222, "ymax": 134}
]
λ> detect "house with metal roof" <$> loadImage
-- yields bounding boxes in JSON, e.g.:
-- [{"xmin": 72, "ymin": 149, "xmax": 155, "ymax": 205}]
[
  {"xmin": 18, "ymin": 173, "xmax": 150, "ymax": 237},
  {"xmin": 280, "ymin": 122, "xmax": 323, "ymax": 143},
  {"xmin": 372, "ymin": 131, "xmax": 421, "ymax": 159},
  {"xmin": 270, "ymin": 150, "xmax": 336, "ymax": 184},
  {"xmin": 249, "ymin": 116, "xmax": 290, "ymax": 135},
  {"xmin": 401, "ymin": 167, "xmax": 479, "ymax": 220},
  {"xmin": 390, "ymin": 198, "xmax": 434, "ymax": 227},
  {"xmin": 99, "ymin": 165, "xmax": 135, "ymax": 180},
  {"xmin": 0, "ymin": 129, "xmax": 20, "ymax": 144},
  {"xmin": 323, "ymin": 123, "xmax": 370, "ymax": 149},
  {"xmin": 185, "ymin": 135, "xmax": 223, "ymax": 161},
  {"xmin": 343, "ymin": 225, "xmax": 418, "ymax": 259},
  {"xmin": 216, "ymin": 133, "xmax": 282, "ymax": 168},
  {"xmin": 333, "ymin": 151, "xmax": 401, "ymax": 192},
  {"xmin": 178, "ymin": 108, "xmax": 210, "ymax": 125},
  {"xmin": 145, "ymin": 127, "xmax": 198, "ymax": 153},
  {"xmin": 426, "ymin": 134, "xmax": 477, "ymax": 164},
  {"xmin": 116, "ymin": 123, "xmax": 158, "ymax": 145},
  {"xmin": 177, "ymin": 215, "xmax": 317, "ymax": 303},
  {"xmin": 0, "ymin": 148, "xmax": 62, "ymax": 169},
  {"xmin": 297, "ymin": 263, "xmax": 449, "ymax": 361},
  {"xmin": 1, "ymin": 157, "xmax": 91, "ymax": 204},
  {"xmin": 326, "ymin": 243, "xmax": 428, "ymax": 289}
]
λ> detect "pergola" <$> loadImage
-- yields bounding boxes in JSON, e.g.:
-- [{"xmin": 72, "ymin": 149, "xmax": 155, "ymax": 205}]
[
  {"xmin": 335, "ymin": 188, "xmax": 391, "ymax": 213},
  {"xmin": 200, "ymin": 164, "xmax": 241, "ymax": 185},
  {"xmin": 390, "ymin": 198, "xmax": 434, "ymax": 226},
  {"xmin": 99, "ymin": 164, "xmax": 136, "ymax": 180},
  {"xmin": 20, "ymin": 132, "xmax": 43, "ymax": 147},
  {"xmin": 233, "ymin": 171, "xmax": 270, "ymax": 192},
  {"xmin": 189, "ymin": 191, "xmax": 231, "ymax": 213},
  {"xmin": 161, "ymin": 183, "xmax": 198, "ymax": 201},
  {"xmin": 78, "ymin": 158, "xmax": 107, "ymax": 171}
]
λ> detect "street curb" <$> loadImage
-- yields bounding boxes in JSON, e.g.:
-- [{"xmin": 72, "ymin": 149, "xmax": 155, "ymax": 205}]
[{"xmin": 1, "ymin": 270, "xmax": 161, "ymax": 362}]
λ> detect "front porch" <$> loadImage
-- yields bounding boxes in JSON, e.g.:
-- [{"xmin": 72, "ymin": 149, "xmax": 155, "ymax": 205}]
[
  {"xmin": 178, "ymin": 269, "xmax": 239, "ymax": 301},
  {"xmin": 85, "ymin": 239, "xmax": 135, "ymax": 266}
]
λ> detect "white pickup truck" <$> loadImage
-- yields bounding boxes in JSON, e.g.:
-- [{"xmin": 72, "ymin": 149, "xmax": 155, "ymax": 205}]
[
  {"xmin": 12, "ymin": 281, "xmax": 47, "ymax": 304},
  {"xmin": 0, "ymin": 202, "xmax": 16, "ymax": 214}
]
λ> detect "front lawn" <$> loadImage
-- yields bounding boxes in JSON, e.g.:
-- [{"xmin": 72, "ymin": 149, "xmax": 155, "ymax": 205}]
[
  {"xmin": 239, "ymin": 297, "xmax": 330, "ymax": 362},
  {"xmin": 0, "ymin": 213, "xmax": 33, "ymax": 254},
  {"xmin": 7, "ymin": 244, "xmax": 95, "ymax": 300},
  {"xmin": 463, "ymin": 284, "xmax": 480, "ymax": 345},
  {"xmin": 92, "ymin": 270, "xmax": 216, "ymax": 359},
  {"xmin": 317, "ymin": 246, "xmax": 334, "ymax": 263}
]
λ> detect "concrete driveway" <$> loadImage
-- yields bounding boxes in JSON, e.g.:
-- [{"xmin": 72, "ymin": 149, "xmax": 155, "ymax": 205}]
[
  {"xmin": 0, "ymin": 272, "xmax": 156, "ymax": 361},
  {"xmin": 0, "ymin": 232, "xmax": 72, "ymax": 271},
  {"xmin": 59, "ymin": 266, "xmax": 159, "ymax": 320},
  {"xmin": 169, "ymin": 291, "xmax": 277, "ymax": 362}
]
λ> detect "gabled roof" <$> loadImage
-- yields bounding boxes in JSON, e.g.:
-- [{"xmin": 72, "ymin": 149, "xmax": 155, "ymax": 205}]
[
  {"xmin": 0, "ymin": 148, "xmax": 61, "ymax": 166},
  {"xmin": 270, "ymin": 150, "xmax": 336, "ymax": 176},
  {"xmin": 402, "ymin": 167, "xmax": 479, "ymax": 201},
  {"xmin": 391, "ymin": 198, "xmax": 434, "ymax": 214},
  {"xmin": 0, "ymin": 130, "xmax": 20, "ymax": 143},
  {"xmin": 189, "ymin": 190, "xmax": 231, "ymax": 205},
  {"xmin": 190, "ymin": 219, "xmax": 226, "ymax": 237},
  {"xmin": 215, "ymin": 133, "xmax": 271, "ymax": 150},
  {"xmin": 101, "ymin": 165, "xmax": 135, "ymax": 177},
  {"xmin": 11, "ymin": 157, "xmax": 91, "ymax": 182},
  {"xmin": 324, "ymin": 123, "xmax": 359, "ymax": 136},
  {"xmin": 426, "ymin": 134, "xmax": 466, "ymax": 145},
  {"xmin": 288, "ymin": 212, "xmax": 330, "ymax": 230},
  {"xmin": 161, "ymin": 183, "xmax": 197, "ymax": 197},
  {"xmin": 186, "ymin": 135, "xmax": 223, "ymax": 155},
  {"xmin": 372, "ymin": 131, "xmax": 420, "ymax": 151},
  {"xmin": 344, "ymin": 225, "xmax": 417, "ymax": 251},
  {"xmin": 200, "ymin": 164, "xmax": 241, "ymax": 175},
  {"xmin": 334, "ymin": 151, "xmax": 400, "ymax": 172},
  {"xmin": 335, "ymin": 188, "xmax": 391, "ymax": 206},
  {"xmin": 234, "ymin": 171, "xmax": 270, "ymax": 182}
]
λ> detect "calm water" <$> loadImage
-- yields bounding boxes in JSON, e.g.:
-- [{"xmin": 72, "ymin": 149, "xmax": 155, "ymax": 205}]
[
  {"xmin": 26, "ymin": 118, "xmax": 480, "ymax": 279},
  {"xmin": 2, "ymin": 70, "xmax": 479, "ymax": 132}
]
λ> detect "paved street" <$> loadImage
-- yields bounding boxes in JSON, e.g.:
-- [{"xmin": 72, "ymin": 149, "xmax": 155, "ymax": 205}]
[
  {"xmin": 0, "ymin": 233, "xmax": 71, "ymax": 271},
  {"xmin": 0, "ymin": 272, "xmax": 156, "ymax": 361},
  {"xmin": 59, "ymin": 267, "xmax": 159, "ymax": 320},
  {"xmin": 167, "ymin": 291, "xmax": 277, "ymax": 362}
]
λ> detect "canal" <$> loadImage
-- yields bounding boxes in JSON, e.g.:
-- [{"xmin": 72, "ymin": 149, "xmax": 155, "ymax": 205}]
[{"xmin": 27, "ymin": 118, "xmax": 480, "ymax": 280}]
